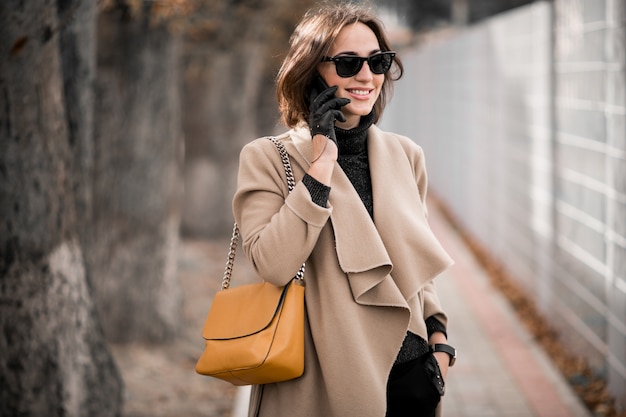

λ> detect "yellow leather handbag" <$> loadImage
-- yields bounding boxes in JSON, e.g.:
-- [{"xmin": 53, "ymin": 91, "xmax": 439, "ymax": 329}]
[{"xmin": 195, "ymin": 137, "xmax": 306, "ymax": 386}]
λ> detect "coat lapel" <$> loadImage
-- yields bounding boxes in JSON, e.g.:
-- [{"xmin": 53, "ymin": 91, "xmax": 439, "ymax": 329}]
[
  {"xmin": 327, "ymin": 157, "xmax": 407, "ymax": 308},
  {"xmin": 289, "ymin": 127, "xmax": 406, "ymax": 309},
  {"xmin": 368, "ymin": 125, "xmax": 453, "ymax": 301},
  {"xmin": 288, "ymin": 125, "xmax": 452, "ymax": 309}
]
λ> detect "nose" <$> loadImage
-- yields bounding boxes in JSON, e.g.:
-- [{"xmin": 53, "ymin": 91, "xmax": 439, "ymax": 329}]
[{"xmin": 355, "ymin": 60, "xmax": 374, "ymax": 81}]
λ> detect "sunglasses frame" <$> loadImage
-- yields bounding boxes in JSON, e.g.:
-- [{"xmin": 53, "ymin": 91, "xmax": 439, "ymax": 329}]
[{"xmin": 321, "ymin": 51, "xmax": 396, "ymax": 78}]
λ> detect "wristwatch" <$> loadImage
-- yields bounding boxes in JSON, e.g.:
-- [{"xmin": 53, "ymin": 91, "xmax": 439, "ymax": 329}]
[{"xmin": 430, "ymin": 343, "xmax": 457, "ymax": 367}]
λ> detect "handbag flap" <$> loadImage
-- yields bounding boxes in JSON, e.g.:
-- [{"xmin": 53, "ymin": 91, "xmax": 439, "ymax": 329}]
[{"xmin": 202, "ymin": 281, "xmax": 288, "ymax": 340}]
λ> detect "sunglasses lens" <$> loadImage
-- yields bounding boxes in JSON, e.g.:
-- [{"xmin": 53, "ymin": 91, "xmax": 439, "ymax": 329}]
[
  {"xmin": 335, "ymin": 57, "xmax": 362, "ymax": 77},
  {"xmin": 370, "ymin": 53, "xmax": 393, "ymax": 74}
]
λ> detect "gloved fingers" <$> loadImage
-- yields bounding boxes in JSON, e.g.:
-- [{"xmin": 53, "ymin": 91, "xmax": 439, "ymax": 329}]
[
  {"xmin": 329, "ymin": 97, "xmax": 351, "ymax": 110},
  {"xmin": 310, "ymin": 85, "xmax": 339, "ymax": 111},
  {"xmin": 331, "ymin": 109, "xmax": 346, "ymax": 123},
  {"xmin": 314, "ymin": 97, "xmax": 351, "ymax": 117},
  {"xmin": 309, "ymin": 84, "xmax": 352, "ymax": 143}
]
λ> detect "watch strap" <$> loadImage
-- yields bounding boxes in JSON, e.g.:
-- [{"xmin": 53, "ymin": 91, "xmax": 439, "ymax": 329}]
[{"xmin": 430, "ymin": 343, "xmax": 457, "ymax": 367}]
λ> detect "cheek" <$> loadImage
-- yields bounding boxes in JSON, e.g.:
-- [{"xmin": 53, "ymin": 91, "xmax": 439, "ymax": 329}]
[
  {"xmin": 374, "ymin": 75, "xmax": 385, "ymax": 91},
  {"xmin": 317, "ymin": 65, "xmax": 343, "ymax": 88}
]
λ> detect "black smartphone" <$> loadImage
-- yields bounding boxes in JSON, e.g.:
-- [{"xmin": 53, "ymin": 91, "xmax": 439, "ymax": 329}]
[{"xmin": 309, "ymin": 73, "xmax": 330, "ymax": 104}]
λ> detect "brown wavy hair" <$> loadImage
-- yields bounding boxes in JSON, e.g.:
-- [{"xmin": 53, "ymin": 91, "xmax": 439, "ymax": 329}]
[{"xmin": 276, "ymin": 1, "xmax": 404, "ymax": 128}]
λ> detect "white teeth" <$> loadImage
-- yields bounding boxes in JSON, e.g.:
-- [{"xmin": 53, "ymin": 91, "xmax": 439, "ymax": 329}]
[{"xmin": 348, "ymin": 89, "xmax": 370, "ymax": 96}]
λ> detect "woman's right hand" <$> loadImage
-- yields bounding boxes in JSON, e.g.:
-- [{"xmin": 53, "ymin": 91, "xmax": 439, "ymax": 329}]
[
  {"xmin": 307, "ymin": 84, "xmax": 350, "ymax": 186},
  {"xmin": 308, "ymin": 84, "xmax": 350, "ymax": 145}
]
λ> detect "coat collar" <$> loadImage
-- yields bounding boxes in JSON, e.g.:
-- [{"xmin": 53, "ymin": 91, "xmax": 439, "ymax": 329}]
[
  {"xmin": 288, "ymin": 125, "xmax": 392, "ymax": 272},
  {"xmin": 287, "ymin": 125, "xmax": 452, "ymax": 308}
]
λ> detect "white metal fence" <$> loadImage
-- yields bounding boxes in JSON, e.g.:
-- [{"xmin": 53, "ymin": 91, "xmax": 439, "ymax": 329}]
[{"xmin": 381, "ymin": 0, "xmax": 626, "ymax": 408}]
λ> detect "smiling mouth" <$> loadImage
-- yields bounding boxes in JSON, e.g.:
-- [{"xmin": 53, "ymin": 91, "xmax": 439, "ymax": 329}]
[{"xmin": 346, "ymin": 89, "xmax": 372, "ymax": 96}]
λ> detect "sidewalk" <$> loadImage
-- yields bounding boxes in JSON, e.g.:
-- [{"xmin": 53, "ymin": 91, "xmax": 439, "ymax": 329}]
[
  {"xmin": 428, "ymin": 202, "xmax": 591, "ymax": 417},
  {"xmin": 231, "ymin": 202, "xmax": 592, "ymax": 417}
]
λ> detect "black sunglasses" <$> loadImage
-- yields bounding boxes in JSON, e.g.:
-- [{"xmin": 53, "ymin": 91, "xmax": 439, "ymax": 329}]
[{"xmin": 321, "ymin": 51, "xmax": 396, "ymax": 78}]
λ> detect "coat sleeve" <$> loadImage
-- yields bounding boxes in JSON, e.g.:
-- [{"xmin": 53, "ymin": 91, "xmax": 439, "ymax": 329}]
[
  {"xmin": 232, "ymin": 138, "xmax": 332, "ymax": 286},
  {"xmin": 422, "ymin": 279, "xmax": 448, "ymax": 330}
]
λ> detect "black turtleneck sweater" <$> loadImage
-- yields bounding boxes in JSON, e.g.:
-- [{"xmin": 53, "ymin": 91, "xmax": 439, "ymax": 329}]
[{"xmin": 302, "ymin": 112, "xmax": 446, "ymax": 364}]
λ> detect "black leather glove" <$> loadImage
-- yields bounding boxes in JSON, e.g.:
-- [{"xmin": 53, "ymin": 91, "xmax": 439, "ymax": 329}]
[{"xmin": 308, "ymin": 85, "xmax": 351, "ymax": 144}]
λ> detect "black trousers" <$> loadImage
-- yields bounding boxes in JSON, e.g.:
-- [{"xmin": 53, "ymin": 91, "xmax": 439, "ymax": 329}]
[{"xmin": 386, "ymin": 353, "xmax": 443, "ymax": 417}]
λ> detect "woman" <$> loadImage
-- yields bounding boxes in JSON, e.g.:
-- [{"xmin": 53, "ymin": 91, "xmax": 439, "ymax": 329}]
[{"xmin": 233, "ymin": 2, "xmax": 456, "ymax": 416}]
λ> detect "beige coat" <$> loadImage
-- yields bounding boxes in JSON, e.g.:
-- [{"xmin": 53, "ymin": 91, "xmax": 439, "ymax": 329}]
[{"xmin": 233, "ymin": 125, "xmax": 453, "ymax": 417}]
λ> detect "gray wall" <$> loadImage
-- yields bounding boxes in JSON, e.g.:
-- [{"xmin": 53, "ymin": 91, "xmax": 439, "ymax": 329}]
[{"xmin": 381, "ymin": 0, "xmax": 626, "ymax": 408}]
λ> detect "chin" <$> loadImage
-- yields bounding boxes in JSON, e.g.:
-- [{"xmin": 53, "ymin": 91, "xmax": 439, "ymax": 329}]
[{"xmin": 349, "ymin": 105, "xmax": 374, "ymax": 117}]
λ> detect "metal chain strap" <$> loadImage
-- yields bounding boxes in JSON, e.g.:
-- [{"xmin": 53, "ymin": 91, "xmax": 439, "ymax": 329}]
[
  {"xmin": 220, "ymin": 222, "xmax": 239, "ymax": 290},
  {"xmin": 268, "ymin": 136, "xmax": 296, "ymax": 192},
  {"xmin": 221, "ymin": 137, "xmax": 305, "ymax": 290}
]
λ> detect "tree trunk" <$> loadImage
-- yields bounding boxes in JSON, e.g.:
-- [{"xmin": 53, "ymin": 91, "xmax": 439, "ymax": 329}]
[
  {"xmin": 91, "ymin": 5, "xmax": 183, "ymax": 343},
  {"xmin": 180, "ymin": 3, "xmax": 277, "ymax": 238},
  {"xmin": 178, "ymin": 0, "xmax": 318, "ymax": 238},
  {"xmin": 0, "ymin": 1, "xmax": 122, "ymax": 416},
  {"xmin": 180, "ymin": 41, "xmax": 264, "ymax": 237},
  {"xmin": 58, "ymin": 0, "xmax": 95, "ymax": 238}
]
